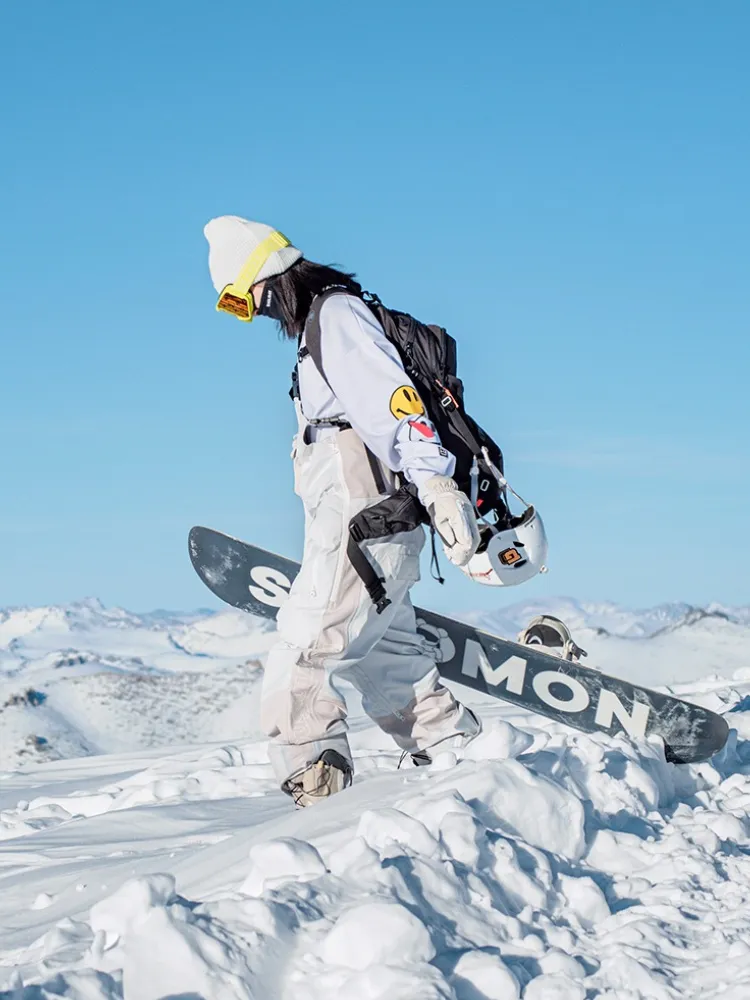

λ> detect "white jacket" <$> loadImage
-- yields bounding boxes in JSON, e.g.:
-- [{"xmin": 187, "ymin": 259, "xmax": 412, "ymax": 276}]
[{"xmin": 297, "ymin": 293, "xmax": 455, "ymax": 497}]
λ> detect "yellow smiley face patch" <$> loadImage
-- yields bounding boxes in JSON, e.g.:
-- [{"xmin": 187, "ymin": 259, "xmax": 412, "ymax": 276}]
[{"xmin": 389, "ymin": 385, "xmax": 425, "ymax": 419}]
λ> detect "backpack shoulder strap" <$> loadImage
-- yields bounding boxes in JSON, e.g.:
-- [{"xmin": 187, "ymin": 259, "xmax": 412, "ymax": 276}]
[{"xmin": 304, "ymin": 287, "xmax": 351, "ymax": 388}]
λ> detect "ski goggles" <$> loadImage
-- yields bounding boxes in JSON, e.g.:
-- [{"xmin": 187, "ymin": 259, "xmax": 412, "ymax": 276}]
[{"xmin": 215, "ymin": 230, "xmax": 291, "ymax": 322}]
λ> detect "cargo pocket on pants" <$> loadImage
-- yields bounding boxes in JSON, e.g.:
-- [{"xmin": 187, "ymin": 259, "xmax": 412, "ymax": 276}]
[{"xmin": 366, "ymin": 528, "xmax": 425, "ymax": 588}]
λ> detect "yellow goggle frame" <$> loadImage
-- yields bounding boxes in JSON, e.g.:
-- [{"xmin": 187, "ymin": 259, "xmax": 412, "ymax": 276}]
[{"xmin": 215, "ymin": 230, "xmax": 291, "ymax": 322}]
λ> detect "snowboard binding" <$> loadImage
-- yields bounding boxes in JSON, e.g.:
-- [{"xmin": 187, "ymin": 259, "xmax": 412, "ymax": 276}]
[{"xmin": 517, "ymin": 615, "xmax": 587, "ymax": 663}]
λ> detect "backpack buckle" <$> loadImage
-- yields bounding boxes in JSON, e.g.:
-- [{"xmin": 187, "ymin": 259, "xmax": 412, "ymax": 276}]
[{"xmin": 437, "ymin": 382, "xmax": 459, "ymax": 412}]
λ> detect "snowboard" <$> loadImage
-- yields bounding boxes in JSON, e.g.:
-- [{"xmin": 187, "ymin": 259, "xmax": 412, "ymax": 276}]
[{"xmin": 189, "ymin": 526, "xmax": 729, "ymax": 764}]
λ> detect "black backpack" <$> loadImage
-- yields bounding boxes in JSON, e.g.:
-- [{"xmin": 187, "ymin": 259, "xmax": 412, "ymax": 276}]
[
  {"xmin": 298, "ymin": 287, "xmax": 511, "ymax": 612},
  {"xmin": 365, "ymin": 292, "xmax": 508, "ymax": 519},
  {"xmin": 304, "ymin": 288, "xmax": 509, "ymax": 521}
]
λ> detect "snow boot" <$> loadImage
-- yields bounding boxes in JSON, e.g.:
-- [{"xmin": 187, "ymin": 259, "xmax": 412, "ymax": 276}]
[
  {"xmin": 517, "ymin": 615, "xmax": 587, "ymax": 663},
  {"xmin": 281, "ymin": 749, "xmax": 353, "ymax": 808}
]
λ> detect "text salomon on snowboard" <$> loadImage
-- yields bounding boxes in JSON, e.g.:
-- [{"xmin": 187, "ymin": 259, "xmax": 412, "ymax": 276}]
[{"xmin": 189, "ymin": 526, "xmax": 729, "ymax": 764}]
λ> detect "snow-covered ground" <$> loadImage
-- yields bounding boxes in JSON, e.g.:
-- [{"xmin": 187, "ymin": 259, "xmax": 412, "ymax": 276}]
[{"xmin": 0, "ymin": 597, "xmax": 749, "ymax": 998}]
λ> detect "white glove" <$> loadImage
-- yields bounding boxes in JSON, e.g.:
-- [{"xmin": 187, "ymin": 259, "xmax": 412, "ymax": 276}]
[{"xmin": 420, "ymin": 475, "xmax": 480, "ymax": 567}]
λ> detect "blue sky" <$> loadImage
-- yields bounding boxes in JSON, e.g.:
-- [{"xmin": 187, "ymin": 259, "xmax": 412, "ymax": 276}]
[{"xmin": 1, "ymin": 1, "xmax": 748, "ymax": 614}]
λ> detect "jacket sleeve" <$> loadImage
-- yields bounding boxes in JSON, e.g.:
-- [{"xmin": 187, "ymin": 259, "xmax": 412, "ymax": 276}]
[{"xmin": 318, "ymin": 294, "xmax": 456, "ymax": 496}]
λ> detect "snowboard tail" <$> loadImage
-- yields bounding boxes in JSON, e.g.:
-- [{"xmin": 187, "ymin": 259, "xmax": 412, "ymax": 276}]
[{"xmin": 188, "ymin": 526, "xmax": 729, "ymax": 765}]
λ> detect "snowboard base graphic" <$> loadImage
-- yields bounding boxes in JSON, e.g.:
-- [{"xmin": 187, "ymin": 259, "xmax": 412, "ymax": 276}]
[{"xmin": 189, "ymin": 526, "xmax": 729, "ymax": 764}]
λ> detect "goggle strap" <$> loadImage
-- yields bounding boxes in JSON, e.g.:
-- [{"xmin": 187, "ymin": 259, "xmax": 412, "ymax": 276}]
[{"xmin": 230, "ymin": 230, "xmax": 291, "ymax": 295}]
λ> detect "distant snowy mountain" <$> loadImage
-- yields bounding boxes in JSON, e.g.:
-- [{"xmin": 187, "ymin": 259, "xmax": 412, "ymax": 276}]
[
  {"xmin": 0, "ymin": 595, "xmax": 748, "ymax": 772},
  {"xmin": 462, "ymin": 598, "xmax": 750, "ymax": 690},
  {"xmin": 0, "ymin": 600, "xmax": 276, "ymax": 770},
  {"xmin": 464, "ymin": 596, "xmax": 750, "ymax": 640}
]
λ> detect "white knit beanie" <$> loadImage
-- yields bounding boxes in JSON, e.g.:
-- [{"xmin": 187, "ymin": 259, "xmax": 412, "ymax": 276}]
[{"xmin": 204, "ymin": 216, "xmax": 303, "ymax": 293}]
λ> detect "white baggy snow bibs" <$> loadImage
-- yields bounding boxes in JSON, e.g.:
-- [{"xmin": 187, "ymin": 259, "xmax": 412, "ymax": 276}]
[{"xmin": 261, "ymin": 415, "xmax": 475, "ymax": 783}]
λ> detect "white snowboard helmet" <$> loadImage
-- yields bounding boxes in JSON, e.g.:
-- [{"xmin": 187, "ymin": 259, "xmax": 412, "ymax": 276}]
[{"xmin": 461, "ymin": 506, "xmax": 548, "ymax": 587}]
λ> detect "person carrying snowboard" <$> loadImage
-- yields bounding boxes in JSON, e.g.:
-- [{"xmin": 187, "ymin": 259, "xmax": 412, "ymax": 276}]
[{"xmin": 204, "ymin": 216, "xmax": 482, "ymax": 806}]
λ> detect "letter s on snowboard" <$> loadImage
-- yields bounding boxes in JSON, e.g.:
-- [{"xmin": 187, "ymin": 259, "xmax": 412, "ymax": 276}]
[{"xmin": 249, "ymin": 566, "xmax": 292, "ymax": 608}]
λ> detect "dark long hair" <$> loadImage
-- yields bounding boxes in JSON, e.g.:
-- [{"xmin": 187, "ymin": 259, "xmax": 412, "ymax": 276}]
[{"xmin": 266, "ymin": 259, "xmax": 363, "ymax": 339}]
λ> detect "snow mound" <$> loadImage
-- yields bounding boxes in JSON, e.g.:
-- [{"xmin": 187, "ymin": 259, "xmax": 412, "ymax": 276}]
[
  {"xmin": 0, "ymin": 689, "xmax": 748, "ymax": 998},
  {"xmin": 0, "ymin": 596, "xmax": 749, "ymax": 996}
]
